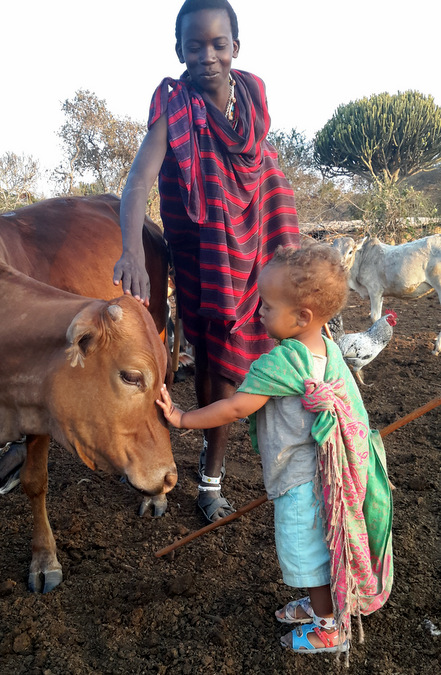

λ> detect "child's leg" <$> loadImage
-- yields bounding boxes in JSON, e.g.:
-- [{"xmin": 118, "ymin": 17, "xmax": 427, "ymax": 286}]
[
  {"xmin": 274, "ymin": 482, "xmax": 329, "ymax": 625},
  {"xmin": 273, "ymin": 485, "xmax": 348, "ymax": 652},
  {"xmin": 308, "ymin": 584, "xmax": 333, "ymax": 617}
]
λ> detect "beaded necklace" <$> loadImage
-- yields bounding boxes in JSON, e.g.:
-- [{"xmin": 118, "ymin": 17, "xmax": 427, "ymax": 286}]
[{"xmin": 224, "ymin": 74, "xmax": 236, "ymax": 122}]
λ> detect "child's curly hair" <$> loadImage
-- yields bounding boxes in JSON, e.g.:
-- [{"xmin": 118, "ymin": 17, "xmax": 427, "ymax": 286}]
[{"xmin": 267, "ymin": 241, "xmax": 349, "ymax": 321}]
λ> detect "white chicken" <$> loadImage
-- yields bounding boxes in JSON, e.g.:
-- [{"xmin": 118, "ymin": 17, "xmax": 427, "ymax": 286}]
[{"xmin": 324, "ymin": 310, "xmax": 397, "ymax": 385}]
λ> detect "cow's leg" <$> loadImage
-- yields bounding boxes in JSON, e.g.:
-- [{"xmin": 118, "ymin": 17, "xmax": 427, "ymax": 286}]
[
  {"xmin": 369, "ymin": 291, "xmax": 383, "ymax": 323},
  {"xmin": 20, "ymin": 434, "xmax": 62, "ymax": 593}
]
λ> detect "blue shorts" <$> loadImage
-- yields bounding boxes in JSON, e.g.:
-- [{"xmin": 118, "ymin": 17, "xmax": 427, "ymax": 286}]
[{"xmin": 273, "ymin": 481, "xmax": 330, "ymax": 589}]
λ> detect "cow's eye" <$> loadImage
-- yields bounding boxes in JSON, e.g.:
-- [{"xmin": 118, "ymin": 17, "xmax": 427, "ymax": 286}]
[{"xmin": 120, "ymin": 370, "xmax": 145, "ymax": 389}]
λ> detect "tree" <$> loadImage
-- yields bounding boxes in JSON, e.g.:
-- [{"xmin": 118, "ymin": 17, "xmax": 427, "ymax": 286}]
[
  {"xmin": 0, "ymin": 152, "xmax": 40, "ymax": 211},
  {"xmin": 353, "ymin": 183, "xmax": 438, "ymax": 241},
  {"xmin": 268, "ymin": 128, "xmax": 350, "ymax": 223},
  {"xmin": 53, "ymin": 90, "xmax": 145, "ymax": 196},
  {"xmin": 314, "ymin": 91, "xmax": 441, "ymax": 186},
  {"xmin": 267, "ymin": 128, "xmax": 314, "ymax": 175}
]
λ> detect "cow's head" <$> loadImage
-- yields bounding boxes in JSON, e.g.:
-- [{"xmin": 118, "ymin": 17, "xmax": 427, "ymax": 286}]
[
  {"xmin": 331, "ymin": 236, "xmax": 366, "ymax": 271},
  {"xmin": 50, "ymin": 295, "xmax": 177, "ymax": 497}
]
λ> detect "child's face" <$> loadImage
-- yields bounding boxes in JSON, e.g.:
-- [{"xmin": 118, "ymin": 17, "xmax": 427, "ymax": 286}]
[
  {"xmin": 257, "ymin": 266, "xmax": 304, "ymax": 341},
  {"xmin": 176, "ymin": 9, "xmax": 239, "ymax": 95}
]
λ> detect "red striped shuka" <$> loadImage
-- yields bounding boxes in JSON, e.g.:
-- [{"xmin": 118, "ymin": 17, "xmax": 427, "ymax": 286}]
[{"xmin": 148, "ymin": 69, "xmax": 300, "ymax": 384}]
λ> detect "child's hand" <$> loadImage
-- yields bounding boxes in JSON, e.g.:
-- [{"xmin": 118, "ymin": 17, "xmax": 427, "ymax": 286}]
[{"xmin": 156, "ymin": 384, "xmax": 185, "ymax": 428}]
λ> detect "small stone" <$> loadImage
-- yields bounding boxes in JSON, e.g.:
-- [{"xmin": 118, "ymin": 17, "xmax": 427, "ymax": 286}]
[
  {"xmin": 408, "ymin": 477, "xmax": 428, "ymax": 491},
  {"xmin": 130, "ymin": 607, "xmax": 144, "ymax": 626},
  {"xmin": 13, "ymin": 632, "xmax": 31, "ymax": 654},
  {"xmin": 209, "ymin": 629, "xmax": 227, "ymax": 646},
  {"xmin": 167, "ymin": 572, "xmax": 195, "ymax": 596},
  {"xmin": 176, "ymin": 525, "xmax": 190, "ymax": 536},
  {"xmin": 0, "ymin": 579, "xmax": 16, "ymax": 597},
  {"xmin": 33, "ymin": 650, "xmax": 47, "ymax": 668}
]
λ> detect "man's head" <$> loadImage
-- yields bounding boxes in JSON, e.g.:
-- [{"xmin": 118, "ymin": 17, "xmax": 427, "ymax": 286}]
[
  {"xmin": 175, "ymin": 0, "xmax": 239, "ymax": 45},
  {"xmin": 175, "ymin": 0, "xmax": 240, "ymax": 99}
]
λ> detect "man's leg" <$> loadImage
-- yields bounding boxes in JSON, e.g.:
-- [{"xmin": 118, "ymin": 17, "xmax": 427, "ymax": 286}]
[{"xmin": 194, "ymin": 344, "xmax": 236, "ymax": 521}]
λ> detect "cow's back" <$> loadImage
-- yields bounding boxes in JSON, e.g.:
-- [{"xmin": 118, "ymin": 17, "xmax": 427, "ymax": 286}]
[
  {"xmin": 378, "ymin": 235, "xmax": 441, "ymax": 297},
  {"xmin": 0, "ymin": 194, "xmax": 168, "ymax": 333}
]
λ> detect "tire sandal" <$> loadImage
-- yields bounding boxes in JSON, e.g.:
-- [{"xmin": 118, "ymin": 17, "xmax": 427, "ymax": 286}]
[
  {"xmin": 197, "ymin": 489, "xmax": 235, "ymax": 523},
  {"xmin": 275, "ymin": 597, "xmax": 314, "ymax": 624},
  {"xmin": 281, "ymin": 614, "xmax": 349, "ymax": 654},
  {"xmin": 198, "ymin": 438, "xmax": 226, "ymax": 481}
]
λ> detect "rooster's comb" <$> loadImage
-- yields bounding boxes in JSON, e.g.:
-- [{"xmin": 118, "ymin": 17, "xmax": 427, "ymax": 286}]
[
  {"xmin": 384, "ymin": 309, "xmax": 397, "ymax": 318},
  {"xmin": 384, "ymin": 308, "xmax": 397, "ymax": 326}
]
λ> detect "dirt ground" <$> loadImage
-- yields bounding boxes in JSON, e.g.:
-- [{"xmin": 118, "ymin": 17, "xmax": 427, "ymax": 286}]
[{"xmin": 1, "ymin": 291, "xmax": 440, "ymax": 675}]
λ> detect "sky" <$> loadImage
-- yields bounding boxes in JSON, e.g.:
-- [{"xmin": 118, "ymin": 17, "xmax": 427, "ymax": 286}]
[{"xmin": 2, "ymin": 0, "xmax": 440, "ymax": 195}]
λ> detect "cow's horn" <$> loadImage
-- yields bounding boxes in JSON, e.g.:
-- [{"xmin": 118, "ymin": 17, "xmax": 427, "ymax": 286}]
[{"xmin": 107, "ymin": 304, "xmax": 123, "ymax": 322}]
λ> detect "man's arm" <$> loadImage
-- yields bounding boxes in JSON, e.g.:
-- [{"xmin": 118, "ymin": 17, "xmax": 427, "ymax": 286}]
[{"xmin": 113, "ymin": 113, "xmax": 168, "ymax": 304}]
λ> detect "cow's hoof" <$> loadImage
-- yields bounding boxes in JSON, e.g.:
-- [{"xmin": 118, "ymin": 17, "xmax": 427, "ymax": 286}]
[
  {"xmin": 28, "ymin": 568, "xmax": 63, "ymax": 594},
  {"xmin": 138, "ymin": 494, "xmax": 168, "ymax": 518}
]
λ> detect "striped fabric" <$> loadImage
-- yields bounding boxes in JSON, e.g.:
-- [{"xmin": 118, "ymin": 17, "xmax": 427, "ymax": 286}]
[{"xmin": 148, "ymin": 69, "xmax": 300, "ymax": 382}]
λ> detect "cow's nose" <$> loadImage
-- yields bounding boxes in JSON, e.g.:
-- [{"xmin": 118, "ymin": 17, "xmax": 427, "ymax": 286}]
[{"xmin": 163, "ymin": 467, "xmax": 178, "ymax": 493}]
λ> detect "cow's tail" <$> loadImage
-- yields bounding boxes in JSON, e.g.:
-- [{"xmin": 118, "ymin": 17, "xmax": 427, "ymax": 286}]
[{"xmin": 0, "ymin": 438, "xmax": 26, "ymax": 494}]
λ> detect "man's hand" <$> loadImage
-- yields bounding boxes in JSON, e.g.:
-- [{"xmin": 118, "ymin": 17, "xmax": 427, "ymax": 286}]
[{"xmin": 113, "ymin": 250, "xmax": 150, "ymax": 307}]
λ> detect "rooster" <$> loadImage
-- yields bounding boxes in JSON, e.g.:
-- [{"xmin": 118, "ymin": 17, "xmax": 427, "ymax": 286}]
[{"xmin": 324, "ymin": 310, "xmax": 397, "ymax": 385}]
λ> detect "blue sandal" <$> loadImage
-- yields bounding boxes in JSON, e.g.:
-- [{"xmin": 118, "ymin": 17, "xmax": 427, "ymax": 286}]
[{"xmin": 281, "ymin": 622, "xmax": 349, "ymax": 653}]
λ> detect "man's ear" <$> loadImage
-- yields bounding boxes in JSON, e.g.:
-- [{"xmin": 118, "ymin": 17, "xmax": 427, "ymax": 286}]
[
  {"xmin": 298, "ymin": 308, "xmax": 313, "ymax": 327},
  {"xmin": 233, "ymin": 39, "xmax": 240, "ymax": 59},
  {"xmin": 175, "ymin": 42, "xmax": 185, "ymax": 64}
]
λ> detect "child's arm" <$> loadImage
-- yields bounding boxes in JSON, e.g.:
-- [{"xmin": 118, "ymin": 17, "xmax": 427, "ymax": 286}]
[{"xmin": 157, "ymin": 384, "xmax": 269, "ymax": 429}]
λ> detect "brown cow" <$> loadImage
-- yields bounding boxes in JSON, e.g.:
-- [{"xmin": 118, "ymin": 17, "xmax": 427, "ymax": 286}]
[
  {"xmin": 0, "ymin": 193, "xmax": 168, "ymax": 336},
  {"xmin": 0, "ymin": 262, "xmax": 176, "ymax": 593},
  {"xmin": 0, "ymin": 194, "xmax": 171, "ymax": 518}
]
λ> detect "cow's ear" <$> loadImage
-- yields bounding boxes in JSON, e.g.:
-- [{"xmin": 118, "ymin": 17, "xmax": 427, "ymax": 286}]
[{"xmin": 65, "ymin": 307, "xmax": 100, "ymax": 368}]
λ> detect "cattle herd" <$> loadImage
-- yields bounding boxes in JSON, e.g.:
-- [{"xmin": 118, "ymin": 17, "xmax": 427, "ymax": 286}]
[{"xmin": 1, "ymin": 196, "xmax": 440, "ymax": 598}]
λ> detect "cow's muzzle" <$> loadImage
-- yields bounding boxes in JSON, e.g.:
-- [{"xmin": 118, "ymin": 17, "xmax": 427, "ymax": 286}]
[{"xmin": 126, "ymin": 466, "xmax": 178, "ymax": 496}]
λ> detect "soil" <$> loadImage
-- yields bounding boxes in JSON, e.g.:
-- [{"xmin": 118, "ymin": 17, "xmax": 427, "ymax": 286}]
[{"xmin": 1, "ymin": 291, "xmax": 440, "ymax": 675}]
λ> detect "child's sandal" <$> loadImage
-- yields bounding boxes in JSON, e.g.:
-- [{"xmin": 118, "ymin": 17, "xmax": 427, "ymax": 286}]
[
  {"xmin": 275, "ymin": 597, "xmax": 313, "ymax": 624},
  {"xmin": 280, "ymin": 615, "xmax": 349, "ymax": 653}
]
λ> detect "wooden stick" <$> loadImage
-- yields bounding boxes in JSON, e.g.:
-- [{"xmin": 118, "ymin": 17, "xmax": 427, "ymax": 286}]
[
  {"xmin": 376, "ymin": 395, "xmax": 441, "ymax": 438},
  {"xmin": 155, "ymin": 494, "xmax": 268, "ymax": 558},
  {"xmin": 171, "ymin": 313, "xmax": 181, "ymax": 373},
  {"xmin": 154, "ymin": 395, "xmax": 441, "ymax": 558},
  {"xmin": 323, "ymin": 323, "xmax": 334, "ymax": 340}
]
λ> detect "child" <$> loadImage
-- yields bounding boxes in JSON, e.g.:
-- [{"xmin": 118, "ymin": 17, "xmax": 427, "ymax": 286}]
[
  {"xmin": 157, "ymin": 243, "xmax": 393, "ymax": 655},
  {"xmin": 113, "ymin": 0, "xmax": 300, "ymax": 523}
]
